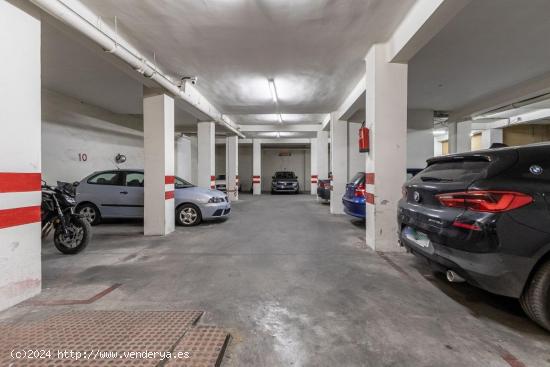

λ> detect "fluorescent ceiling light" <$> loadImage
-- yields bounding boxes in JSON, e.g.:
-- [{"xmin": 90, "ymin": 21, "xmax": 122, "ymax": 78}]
[
  {"xmin": 268, "ymin": 79, "xmax": 278, "ymax": 104},
  {"xmin": 276, "ymin": 131, "xmax": 281, "ymax": 138},
  {"xmin": 432, "ymin": 129, "xmax": 446, "ymax": 136}
]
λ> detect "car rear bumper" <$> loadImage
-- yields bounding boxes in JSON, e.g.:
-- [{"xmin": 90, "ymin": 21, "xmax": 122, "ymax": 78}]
[
  {"xmin": 201, "ymin": 202, "xmax": 231, "ymax": 220},
  {"xmin": 398, "ymin": 226, "xmax": 531, "ymax": 298},
  {"xmin": 342, "ymin": 196, "xmax": 365, "ymax": 218},
  {"xmin": 317, "ymin": 188, "xmax": 330, "ymax": 200}
]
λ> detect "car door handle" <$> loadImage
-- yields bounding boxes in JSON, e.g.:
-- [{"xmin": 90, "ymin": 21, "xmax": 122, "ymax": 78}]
[{"xmin": 120, "ymin": 191, "xmax": 128, "ymax": 195}]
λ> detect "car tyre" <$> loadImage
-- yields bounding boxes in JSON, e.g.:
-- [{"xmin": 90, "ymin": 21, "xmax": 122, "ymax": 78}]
[
  {"xmin": 176, "ymin": 203, "xmax": 202, "ymax": 226},
  {"xmin": 520, "ymin": 261, "xmax": 550, "ymax": 331},
  {"xmin": 76, "ymin": 203, "xmax": 101, "ymax": 225}
]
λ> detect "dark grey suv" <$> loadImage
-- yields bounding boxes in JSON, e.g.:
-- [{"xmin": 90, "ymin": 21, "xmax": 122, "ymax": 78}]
[{"xmin": 398, "ymin": 143, "xmax": 550, "ymax": 331}]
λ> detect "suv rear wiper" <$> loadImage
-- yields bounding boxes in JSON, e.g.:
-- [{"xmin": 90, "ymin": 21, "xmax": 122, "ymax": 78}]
[{"xmin": 420, "ymin": 176, "xmax": 454, "ymax": 182}]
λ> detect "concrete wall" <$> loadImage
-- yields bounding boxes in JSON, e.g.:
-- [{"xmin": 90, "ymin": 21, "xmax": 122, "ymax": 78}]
[
  {"xmin": 42, "ymin": 90, "xmax": 144, "ymax": 183},
  {"xmin": 239, "ymin": 145, "xmax": 253, "ymax": 192},
  {"xmin": 261, "ymin": 148, "xmax": 311, "ymax": 192},
  {"xmin": 407, "ymin": 129, "xmax": 432, "ymax": 169},
  {"xmin": 215, "ymin": 144, "xmax": 225, "ymax": 177}
]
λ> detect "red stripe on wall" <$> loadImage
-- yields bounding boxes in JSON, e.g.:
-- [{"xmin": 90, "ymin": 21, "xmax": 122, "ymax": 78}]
[
  {"xmin": 365, "ymin": 173, "xmax": 375, "ymax": 185},
  {"xmin": 252, "ymin": 175, "xmax": 261, "ymax": 179},
  {"xmin": 365, "ymin": 193, "xmax": 375, "ymax": 205},
  {"xmin": 0, "ymin": 173, "xmax": 41, "ymax": 193},
  {"xmin": 165, "ymin": 176, "xmax": 175, "ymax": 184},
  {"xmin": 0, "ymin": 206, "xmax": 41, "ymax": 229},
  {"xmin": 165, "ymin": 191, "xmax": 174, "ymax": 200}
]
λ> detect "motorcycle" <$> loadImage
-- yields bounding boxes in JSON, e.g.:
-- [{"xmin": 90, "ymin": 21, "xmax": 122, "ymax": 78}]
[{"xmin": 41, "ymin": 181, "xmax": 91, "ymax": 254}]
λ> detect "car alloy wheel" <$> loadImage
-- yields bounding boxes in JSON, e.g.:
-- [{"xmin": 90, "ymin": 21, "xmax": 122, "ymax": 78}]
[
  {"xmin": 180, "ymin": 207, "xmax": 198, "ymax": 225},
  {"xmin": 79, "ymin": 205, "xmax": 98, "ymax": 224}
]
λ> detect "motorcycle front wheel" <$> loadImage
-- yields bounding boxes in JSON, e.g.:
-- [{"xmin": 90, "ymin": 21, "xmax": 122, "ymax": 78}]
[{"xmin": 53, "ymin": 216, "xmax": 91, "ymax": 254}]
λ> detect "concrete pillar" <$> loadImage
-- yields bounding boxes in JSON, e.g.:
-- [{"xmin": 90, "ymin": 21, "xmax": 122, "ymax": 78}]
[
  {"xmin": 310, "ymin": 138, "xmax": 318, "ymax": 194},
  {"xmin": 330, "ymin": 114, "xmax": 347, "ymax": 214},
  {"xmin": 198, "ymin": 122, "xmax": 215, "ymax": 189},
  {"xmin": 481, "ymin": 128, "xmax": 503, "ymax": 149},
  {"xmin": 175, "ymin": 134, "xmax": 192, "ymax": 182},
  {"xmin": 252, "ymin": 139, "xmax": 262, "ymax": 195},
  {"xmin": 456, "ymin": 121, "xmax": 472, "ymax": 153},
  {"xmin": 0, "ymin": 1, "xmax": 42, "ymax": 310},
  {"xmin": 143, "ymin": 91, "xmax": 175, "ymax": 236},
  {"xmin": 226, "ymin": 136, "xmax": 239, "ymax": 201},
  {"xmin": 365, "ymin": 43, "xmax": 407, "ymax": 252},
  {"xmin": 448, "ymin": 122, "xmax": 458, "ymax": 154},
  {"xmin": 316, "ymin": 130, "xmax": 329, "ymax": 180}
]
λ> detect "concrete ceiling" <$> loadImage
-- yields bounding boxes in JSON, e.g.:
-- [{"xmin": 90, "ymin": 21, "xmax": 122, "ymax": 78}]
[
  {"xmin": 79, "ymin": 0, "xmax": 415, "ymax": 117},
  {"xmin": 230, "ymin": 113, "xmax": 328, "ymax": 125},
  {"xmin": 42, "ymin": 21, "xmax": 199, "ymax": 129},
  {"xmin": 409, "ymin": 0, "xmax": 550, "ymax": 112}
]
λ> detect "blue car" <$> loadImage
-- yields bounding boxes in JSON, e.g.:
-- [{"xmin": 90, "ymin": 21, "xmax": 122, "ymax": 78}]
[{"xmin": 342, "ymin": 172, "xmax": 366, "ymax": 218}]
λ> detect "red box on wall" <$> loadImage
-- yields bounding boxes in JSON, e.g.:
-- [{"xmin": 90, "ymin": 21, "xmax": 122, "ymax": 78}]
[{"xmin": 359, "ymin": 124, "xmax": 370, "ymax": 153}]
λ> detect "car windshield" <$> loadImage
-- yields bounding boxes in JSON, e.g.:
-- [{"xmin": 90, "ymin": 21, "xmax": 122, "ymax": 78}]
[
  {"xmin": 175, "ymin": 177, "xmax": 194, "ymax": 189},
  {"xmin": 416, "ymin": 160, "xmax": 489, "ymax": 183},
  {"xmin": 275, "ymin": 172, "xmax": 296, "ymax": 179},
  {"xmin": 216, "ymin": 175, "xmax": 226, "ymax": 180}
]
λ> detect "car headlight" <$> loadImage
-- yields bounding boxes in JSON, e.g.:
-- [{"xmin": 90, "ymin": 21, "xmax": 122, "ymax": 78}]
[
  {"xmin": 208, "ymin": 197, "xmax": 225, "ymax": 203},
  {"xmin": 63, "ymin": 194, "xmax": 76, "ymax": 204}
]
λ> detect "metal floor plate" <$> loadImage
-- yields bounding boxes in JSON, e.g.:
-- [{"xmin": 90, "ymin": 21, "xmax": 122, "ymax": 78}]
[
  {"xmin": 0, "ymin": 310, "xmax": 203, "ymax": 366},
  {"xmin": 167, "ymin": 326, "xmax": 230, "ymax": 367}
]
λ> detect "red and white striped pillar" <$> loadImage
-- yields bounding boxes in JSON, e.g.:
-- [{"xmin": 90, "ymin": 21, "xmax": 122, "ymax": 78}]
[
  {"xmin": 0, "ymin": 1, "xmax": 42, "ymax": 310},
  {"xmin": 252, "ymin": 139, "xmax": 262, "ymax": 195},
  {"xmin": 143, "ymin": 90, "xmax": 175, "ymax": 236},
  {"xmin": 210, "ymin": 175, "xmax": 216, "ymax": 190},
  {"xmin": 310, "ymin": 138, "xmax": 318, "ymax": 194},
  {"xmin": 365, "ymin": 43, "xmax": 407, "ymax": 252},
  {"xmin": 226, "ymin": 136, "xmax": 239, "ymax": 201}
]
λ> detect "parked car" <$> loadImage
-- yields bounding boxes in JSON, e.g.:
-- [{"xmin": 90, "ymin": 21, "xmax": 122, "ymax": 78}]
[
  {"xmin": 215, "ymin": 174, "xmax": 226, "ymax": 192},
  {"xmin": 317, "ymin": 173, "xmax": 332, "ymax": 201},
  {"xmin": 75, "ymin": 169, "xmax": 230, "ymax": 226},
  {"xmin": 342, "ymin": 172, "xmax": 366, "ymax": 218},
  {"xmin": 271, "ymin": 171, "xmax": 299, "ymax": 194},
  {"xmin": 398, "ymin": 143, "xmax": 550, "ymax": 331}
]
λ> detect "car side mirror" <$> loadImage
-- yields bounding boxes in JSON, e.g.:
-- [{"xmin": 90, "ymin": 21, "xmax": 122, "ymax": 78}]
[{"xmin": 73, "ymin": 181, "xmax": 80, "ymax": 187}]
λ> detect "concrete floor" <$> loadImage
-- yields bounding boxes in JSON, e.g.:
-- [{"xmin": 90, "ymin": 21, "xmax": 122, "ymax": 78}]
[{"xmin": 2, "ymin": 194, "xmax": 550, "ymax": 366}]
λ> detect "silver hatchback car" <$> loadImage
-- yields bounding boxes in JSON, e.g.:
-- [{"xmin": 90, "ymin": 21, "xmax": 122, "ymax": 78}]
[{"xmin": 75, "ymin": 169, "xmax": 230, "ymax": 226}]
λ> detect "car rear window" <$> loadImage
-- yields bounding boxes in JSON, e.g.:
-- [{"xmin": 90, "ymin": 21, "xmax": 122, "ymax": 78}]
[
  {"xmin": 414, "ymin": 160, "xmax": 490, "ymax": 183},
  {"xmin": 349, "ymin": 172, "xmax": 365, "ymax": 185},
  {"xmin": 275, "ymin": 172, "xmax": 296, "ymax": 179}
]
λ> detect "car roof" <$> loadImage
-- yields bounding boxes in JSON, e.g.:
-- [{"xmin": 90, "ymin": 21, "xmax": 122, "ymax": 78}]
[{"xmin": 427, "ymin": 142, "xmax": 550, "ymax": 166}]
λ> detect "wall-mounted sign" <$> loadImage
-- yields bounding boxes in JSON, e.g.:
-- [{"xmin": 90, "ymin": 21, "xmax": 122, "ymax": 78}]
[{"xmin": 78, "ymin": 153, "xmax": 88, "ymax": 162}]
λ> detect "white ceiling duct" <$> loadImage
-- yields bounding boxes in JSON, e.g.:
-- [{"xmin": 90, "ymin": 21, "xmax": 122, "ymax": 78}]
[{"xmin": 31, "ymin": 0, "xmax": 244, "ymax": 138}]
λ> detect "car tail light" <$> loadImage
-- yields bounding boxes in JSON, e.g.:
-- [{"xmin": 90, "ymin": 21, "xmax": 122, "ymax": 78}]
[
  {"xmin": 436, "ymin": 191, "xmax": 533, "ymax": 213},
  {"xmin": 355, "ymin": 183, "xmax": 366, "ymax": 198},
  {"xmin": 319, "ymin": 181, "xmax": 325, "ymax": 189}
]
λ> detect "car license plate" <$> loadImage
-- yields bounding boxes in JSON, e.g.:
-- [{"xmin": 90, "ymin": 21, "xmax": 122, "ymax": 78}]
[{"xmin": 403, "ymin": 226, "xmax": 431, "ymax": 248}]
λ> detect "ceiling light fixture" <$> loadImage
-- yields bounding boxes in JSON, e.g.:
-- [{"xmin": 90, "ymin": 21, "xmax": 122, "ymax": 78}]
[
  {"xmin": 268, "ymin": 79, "xmax": 278, "ymax": 104},
  {"xmin": 276, "ymin": 131, "xmax": 281, "ymax": 138}
]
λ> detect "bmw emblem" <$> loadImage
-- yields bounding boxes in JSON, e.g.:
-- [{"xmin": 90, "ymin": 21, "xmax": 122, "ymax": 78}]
[
  {"xmin": 530, "ymin": 165, "xmax": 543, "ymax": 175},
  {"xmin": 413, "ymin": 191, "xmax": 421, "ymax": 202}
]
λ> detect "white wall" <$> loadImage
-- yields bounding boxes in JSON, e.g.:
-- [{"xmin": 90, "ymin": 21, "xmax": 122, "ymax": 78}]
[
  {"xmin": 175, "ymin": 135, "xmax": 192, "ymax": 182},
  {"xmin": 42, "ymin": 90, "xmax": 144, "ymax": 183},
  {"xmin": 261, "ymin": 148, "xmax": 311, "ymax": 192},
  {"xmin": 407, "ymin": 129, "xmax": 432, "ymax": 169},
  {"xmin": 215, "ymin": 143, "xmax": 226, "ymax": 177}
]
